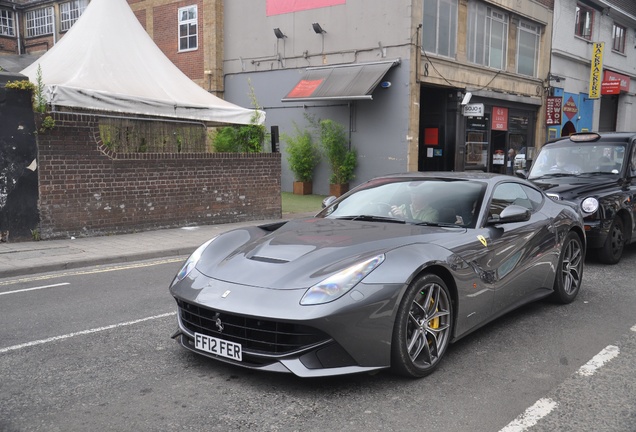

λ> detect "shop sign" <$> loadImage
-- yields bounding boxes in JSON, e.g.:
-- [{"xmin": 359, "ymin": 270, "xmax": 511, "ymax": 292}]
[
  {"xmin": 601, "ymin": 80, "xmax": 621, "ymax": 95},
  {"xmin": 603, "ymin": 70, "xmax": 630, "ymax": 92},
  {"xmin": 546, "ymin": 96, "xmax": 562, "ymax": 125},
  {"xmin": 563, "ymin": 96, "xmax": 578, "ymax": 120},
  {"xmin": 463, "ymin": 103, "xmax": 484, "ymax": 117},
  {"xmin": 491, "ymin": 107, "xmax": 508, "ymax": 131},
  {"xmin": 588, "ymin": 42, "xmax": 604, "ymax": 99}
]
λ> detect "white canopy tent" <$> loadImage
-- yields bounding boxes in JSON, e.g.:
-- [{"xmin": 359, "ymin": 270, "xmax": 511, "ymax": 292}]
[{"xmin": 20, "ymin": 0, "xmax": 263, "ymax": 126}]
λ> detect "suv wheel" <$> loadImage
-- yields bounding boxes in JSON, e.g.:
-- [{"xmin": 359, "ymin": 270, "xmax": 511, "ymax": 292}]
[{"xmin": 597, "ymin": 216, "xmax": 624, "ymax": 264}]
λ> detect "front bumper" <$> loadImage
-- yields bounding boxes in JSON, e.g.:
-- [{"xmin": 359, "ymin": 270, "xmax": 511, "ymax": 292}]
[{"xmin": 170, "ymin": 270, "xmax": 403, "ymax": 377}]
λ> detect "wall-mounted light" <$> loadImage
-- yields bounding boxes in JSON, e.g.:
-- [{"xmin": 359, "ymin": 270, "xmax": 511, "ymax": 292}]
[
  {"xmin": 312, "ymin": 23, "xmax": 326, "ymax": 34},
  {"xmin": 273, "ymin": 28, "xmax": 286, "ymax": 39}
]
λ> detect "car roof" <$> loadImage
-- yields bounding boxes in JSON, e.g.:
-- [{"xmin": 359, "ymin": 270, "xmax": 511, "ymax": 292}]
[
  {"xmin": 545, "ymin": 132, "xmax": 636, "ymax": 146},
  {"xmin": 373, "ymin": 171, "xmax": 521, "ymax": 184}
]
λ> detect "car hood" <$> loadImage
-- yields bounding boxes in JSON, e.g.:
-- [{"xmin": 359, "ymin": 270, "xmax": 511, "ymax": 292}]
[
  {"xmin": 530, "ymin": 176, "xmax": 618, "ymax": 200},
  {"xmin": 194, "ymin": 218, "xmax": 463, "ymax": 289}
]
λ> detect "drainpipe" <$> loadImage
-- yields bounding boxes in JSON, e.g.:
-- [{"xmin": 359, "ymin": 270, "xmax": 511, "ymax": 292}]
[
  {"xmin": 14, "ymin": 5, "xmax": 21, "ymax": 55},
  {"xmin": 51, "ymin": 6, "xmax": 57, "ymax": 44}
]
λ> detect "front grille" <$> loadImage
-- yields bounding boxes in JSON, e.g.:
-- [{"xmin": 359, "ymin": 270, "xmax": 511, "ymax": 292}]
[{"xmin": 176, "ymin": 299, "xmax": 329, "ymax": 356}]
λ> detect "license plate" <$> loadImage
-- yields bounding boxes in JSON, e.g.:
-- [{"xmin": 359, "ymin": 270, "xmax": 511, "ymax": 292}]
[{"xmin": 194, "ymin": 332, "xmax": 242, "ymax": 361}]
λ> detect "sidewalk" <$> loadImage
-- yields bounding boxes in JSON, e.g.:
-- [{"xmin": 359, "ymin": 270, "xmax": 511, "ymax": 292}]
[{"xmin": 0, "ymin": 211, "xmax": 316, "ymax": 279}]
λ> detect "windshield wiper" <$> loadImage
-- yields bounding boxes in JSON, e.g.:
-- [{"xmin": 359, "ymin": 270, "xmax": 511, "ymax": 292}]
[
  {"xmin": 529, "ymin": 173, "xmax": 578, "ymax": 180},
  {"xmin": 335, "ymin": 215, "xmax": 406, "ymax": 224},
  {"xmin": 577, "ymin": 171, "xmax": 617, "ymax": 176},
  {"xmin": 413, "ymin": 221, "xmax": 461, "ymax": 228}
]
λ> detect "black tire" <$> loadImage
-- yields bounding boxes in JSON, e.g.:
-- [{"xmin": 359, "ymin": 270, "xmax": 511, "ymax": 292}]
[
  {"xmin": 597, "ymin": 217, "xmax": 624, "ymax": 264},
  {"xmin": 550, "ymin": 231, "xmax": 584, "ymax": 304},
  {"xmin": 391, "ymin": 274, "xmax": 453, "ymax": 378}
]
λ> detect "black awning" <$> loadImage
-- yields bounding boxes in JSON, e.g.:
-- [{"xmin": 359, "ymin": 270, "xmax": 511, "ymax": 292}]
[{"xmin": 282, "ymin": 59, "xmax": 400, "ymax": 102}]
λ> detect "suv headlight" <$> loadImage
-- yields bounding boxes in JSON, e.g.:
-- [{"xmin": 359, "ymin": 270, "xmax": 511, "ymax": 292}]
[
  {"xmin": 581, "ymin": 197, "xmax": 599, "ymax": 214},
  {"xmin": 300, "ymin": 254, "xmax": 385, "ymax": 305}
]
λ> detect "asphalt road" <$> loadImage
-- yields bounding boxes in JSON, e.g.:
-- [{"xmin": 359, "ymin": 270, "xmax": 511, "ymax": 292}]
[{"xmin": 1, "ymin": 247, "xmax": 635, "ymax": 432}]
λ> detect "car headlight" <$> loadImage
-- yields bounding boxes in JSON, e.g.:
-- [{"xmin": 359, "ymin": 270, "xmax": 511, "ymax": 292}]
[
  {"xmin": 581, "ymin": 197, "xmax": 599, "ymax": 214},
  {"xmin": 300, "ymin": 254, "xmax": 385, "ymax": 305},
  {"xmin": 172, "ymin": 237, "xmax": 216, "ymax": 285}
]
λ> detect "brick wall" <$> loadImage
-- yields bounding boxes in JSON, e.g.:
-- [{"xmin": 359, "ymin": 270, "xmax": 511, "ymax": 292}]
[
  {"xmin": 153, "ymin": 0, "xmax": 204, "ymax": 80},
  {"xmin": 36, "ymin": 112, "xmax": 281, "ymax": 239}
]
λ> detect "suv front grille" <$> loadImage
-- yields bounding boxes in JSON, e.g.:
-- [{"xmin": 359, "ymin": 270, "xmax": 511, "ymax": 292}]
[{"xmin": 175, "ymin": 299, "xmax": 329, "ymax": 356}]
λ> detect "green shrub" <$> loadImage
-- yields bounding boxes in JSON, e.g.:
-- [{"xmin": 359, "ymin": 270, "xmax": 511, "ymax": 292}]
[
  {"xmin": 320, "ymin": 119, "xmax": 357, "ymax": 184},
  {"xmin": 283, "ymin": 125, "xmax": 320, "ymax": 182}
]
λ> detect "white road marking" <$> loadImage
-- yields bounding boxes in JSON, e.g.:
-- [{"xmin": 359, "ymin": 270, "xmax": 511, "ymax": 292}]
[
  {"xmin": 0, "ymin": 258, "xmax": 184, "ymax": 287},
  {"xmin": 0, "ymin": 282, "xmax": 70, "ymax": 296},
  {"xmin": 631, "ymin": 324, "xmax": 636, "ymax": 332},
  {"xmin": 577, "ymin": 345, "xmax": 620, "ymax": 377},
  {"xmin": 499, "ymin": 398, "xmax": 558, "ymax": 432},
  {"xmin": 0, "ymin": 312, "xmax": 176, "ymax": 354}
]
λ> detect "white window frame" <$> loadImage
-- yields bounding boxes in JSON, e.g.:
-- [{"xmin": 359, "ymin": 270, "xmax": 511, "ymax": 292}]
[
  {"xmin": 517, "ymin": 20, "xmax": 540, "ymax": 77},
  {"xmin": 0, "ymin": 9, "xmax": 15, "ymax": 37},
  {"xmin": 178, "ymin": 5, "xmax": 198, "ymax": 52},
  {"xmin": 467, "ymin": 1, "xmax": 508, "ymax": 70},
  {"xmin": 25, "ymin": 7, "xmax": 54, "ymax": 38},
  {"xmin": 422, "ymin": 0, "xmax": 458, "ymax": 58},
  {"xmin": 611, "ymin": 23, "xmax": 626, "ymax": 53},
  {"xmin": 60, "ymin": 0, "xmax": 88, "ymax": 32}
]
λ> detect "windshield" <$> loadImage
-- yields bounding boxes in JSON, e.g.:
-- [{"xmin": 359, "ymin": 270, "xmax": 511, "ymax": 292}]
[
  {"xmin": 318, "ymin": 178, "xmax": 486, "ymax": 228},
  {"xmin": 528, "ymin": 142, "xmax": 626, "ymax": 179}
]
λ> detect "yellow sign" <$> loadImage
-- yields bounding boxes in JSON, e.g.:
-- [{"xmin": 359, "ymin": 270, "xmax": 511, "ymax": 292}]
[
  {"xmin": 477, "ymin": 235, "xmax": 488, "ymax": 247},
  {"xmin": 588, "ymin": 42, "xmax": 604, "ymax": 99}
]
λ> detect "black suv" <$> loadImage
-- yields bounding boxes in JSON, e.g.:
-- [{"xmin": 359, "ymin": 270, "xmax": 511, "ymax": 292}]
[{"xmin": 521, "ymin": 132, "xmax": 636, "ymax": 264}]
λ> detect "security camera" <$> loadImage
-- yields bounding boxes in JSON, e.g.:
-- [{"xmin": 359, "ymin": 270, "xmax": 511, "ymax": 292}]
[{"xmin": 461, "ymin": 92, "xmax": 472, "ymax": 105}]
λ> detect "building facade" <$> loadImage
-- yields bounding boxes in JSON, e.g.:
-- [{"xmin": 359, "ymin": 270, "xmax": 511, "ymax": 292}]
[
  {"xmin": 14, "ymin": 1, "xmax": 636, "ymax": 196},
  {"xmin": 0, "ymin": 0, "xmax": 225, "ymax": 93},
  {"xmin": 549, "ymin": 0, "xmax": 636, "ymax": 136},
  {"xmin": 223, "ymin": 0, "xmax": 555, "ymax": 194}
]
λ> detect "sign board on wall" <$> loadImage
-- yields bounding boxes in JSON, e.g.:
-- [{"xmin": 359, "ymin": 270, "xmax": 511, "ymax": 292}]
[
  {"xmin": 601, "ymin": 80, "xmax": 621, "ymax": 95},
  {"xmin": 546, "ymin": 96, "xmax": 562, "ymax": 125},
  {"xmin": 588, "ymin": 42, "xmax": 604, "ymax": 99},
  {"xmin": 491, "ymin": 107, "xmax": 508, "ymax": 131},
  {"xmin": 603, "ymin": 70, "xmax": 630, "ymax": 92},
  {"xmin": 266, "ymin": 0, "xmax": 346, "ymax": 15},
  {"xmin": 463, "ymin": 103, "xmax": 485, "ymax": 117}
]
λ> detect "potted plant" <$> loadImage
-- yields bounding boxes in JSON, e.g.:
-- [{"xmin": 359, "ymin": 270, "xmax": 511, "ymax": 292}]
[
  {"xmin": 282, "ymin": 125, "xmax": 320, "ymax": 195},
  {"xmin": 320, "ymin": 119, "xmax": 357, "ymax": 196}
]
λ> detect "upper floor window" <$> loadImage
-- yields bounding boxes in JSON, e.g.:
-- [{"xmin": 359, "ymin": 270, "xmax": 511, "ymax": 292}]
[
  {"xmin": 25, "ymin": 7, "xmax": 53, "ymax": 38},
  {"xmin": 575, "ymin": 4, "xmax": 593, "ymax": 40},
  {"xmin": 612, "ymin": 23, "xmax": 626, "ymax": 53},
  {"xmin": 422, "ymin": 0, "xmax": 458, "ymax": 58},
  {"xmin": 467, "ymin": 1, "xmax": 508, "ymax": 70},
  {"xmin": 60, "ymin": 0, "xmax": 88, "ymax": 32},
  {"xmin": 0, "ymin": 10, "xmax": 15, "ymax": 36},
  {"xmin": 178, "ymin": 5, "xmax": 198, "ymax": 52},
  {"xmin": 517, "ymin": 20, "xmax": 540, "ymax": 77}
]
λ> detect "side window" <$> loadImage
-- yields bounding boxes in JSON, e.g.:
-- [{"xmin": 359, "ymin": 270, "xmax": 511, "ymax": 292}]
[
  {"xmin": 521, "ymin": 185, "xmax": 544, "ymax": 210},
  {"xmin": 630, "ymin": 144, "xmax": 636, "ymax": 177},
  {"xmin": 489, "ymin": 182, "xmax": 533, "ymax": 218}
]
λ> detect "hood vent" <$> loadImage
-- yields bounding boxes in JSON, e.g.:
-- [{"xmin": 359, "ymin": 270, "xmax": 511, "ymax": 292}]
[{"xmin": 250, "ymin": 256, "xmax": 289, "ymax": 264}]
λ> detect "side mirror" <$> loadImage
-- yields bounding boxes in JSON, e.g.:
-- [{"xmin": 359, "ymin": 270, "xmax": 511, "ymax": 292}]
[
  {"xmin": 515, "ymin": 169, "xmax": 528, "ymax": 179},
  {"xmin": 488, "ymin": 205, "xmax": 531, "ymax": 224},
  {"xmin": 322, "ymin": 195, "xmax": 337, "ymax": 208}
]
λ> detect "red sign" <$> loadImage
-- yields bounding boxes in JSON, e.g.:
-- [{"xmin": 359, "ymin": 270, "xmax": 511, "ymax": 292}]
[
  {"xmin": 491, "ymin": 107, "xmax": 508, "ymax": 131},
  {"xmin": 601, "ymin": 80, "xmax": 621, "ymax": 95},
  {"xmin": 603, "ymin": 70, "xmax": 630, "ymax": 92},
  {"xmin": 424, "ymin": 128, "xmax": 438, "ymax": 145},
  {"xmin": 563, "ymin": 96, "xmax": 578, "ymax": 120},
  {"xmin": 546, "ymin": 96, "xmax": 562, "ymax": 125},
  {"xmin": 267, "ymin": 0, "xmax": 346, "ymax": 15},
  {"xmin": 286, "ymin": 79, "xmax": 323, "ymax": 98}
]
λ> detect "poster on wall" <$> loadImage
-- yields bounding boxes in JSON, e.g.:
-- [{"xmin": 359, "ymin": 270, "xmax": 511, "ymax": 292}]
[{"xmin": 267, "ymin": 0, "xmax": 346, "ymax": 15}]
